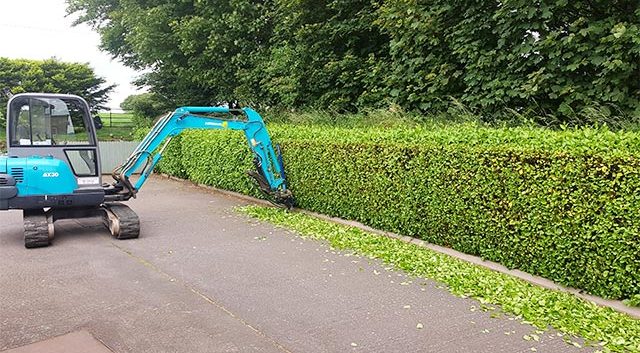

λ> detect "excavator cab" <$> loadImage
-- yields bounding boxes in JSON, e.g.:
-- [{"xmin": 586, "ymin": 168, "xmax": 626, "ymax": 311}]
[
  {"xmin": 7, "ymin": 93, "xmax": 102, "ymax": 186},
  {"xmin": 5, "ymin": 93, "xmax": 105, "ymax": 204}
]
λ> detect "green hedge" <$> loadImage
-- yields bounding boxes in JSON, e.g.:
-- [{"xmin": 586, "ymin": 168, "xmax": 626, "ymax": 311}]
[{"xmin": 157, "ymin": 124, "xmax": 640, "ymax": 300}]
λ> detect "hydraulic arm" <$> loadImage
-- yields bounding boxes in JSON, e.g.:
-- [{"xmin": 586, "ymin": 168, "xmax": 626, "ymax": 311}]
[{"xmin": 107, "ymin": 106, "xmax": 293, "ymax": 208}]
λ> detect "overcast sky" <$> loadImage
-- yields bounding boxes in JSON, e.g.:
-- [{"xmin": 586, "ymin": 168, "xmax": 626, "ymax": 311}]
[{"xmin": 0, "ymin": 0, "xmax": 144, "ymax": 110}]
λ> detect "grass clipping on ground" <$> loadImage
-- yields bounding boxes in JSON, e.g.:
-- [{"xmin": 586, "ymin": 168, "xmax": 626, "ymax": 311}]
[{"xmin": 238, "ymin": 206, "xmax": 639, "ymax": 353}]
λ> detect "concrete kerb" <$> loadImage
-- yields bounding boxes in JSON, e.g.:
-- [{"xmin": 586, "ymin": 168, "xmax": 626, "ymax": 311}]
[{"xmin": 159, "ymin": 173, "xmax": 640, "ymax": 319}]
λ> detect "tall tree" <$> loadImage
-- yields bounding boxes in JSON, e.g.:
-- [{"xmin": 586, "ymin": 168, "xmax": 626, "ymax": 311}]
[
  {"xmin": 263, "ymin": 0, "xmax": 389, "ymax": 110},
  {"xmin": 0, "ymin": 57, "xmax": 115, "ymax": 126},
  {"xmin": 67, "ymin": 0, "xmax": 389, "ymax": 111},
  {"xmin": 377, "ymin": 0, "xmax": 640, "ymax": 120},
  {"xmin": 69, "ymin": 0, "xmax": 640, "ymax": 121},
  {"xmin": 67, "ymin": 0, "xmax": 271, "ymax": 107}
]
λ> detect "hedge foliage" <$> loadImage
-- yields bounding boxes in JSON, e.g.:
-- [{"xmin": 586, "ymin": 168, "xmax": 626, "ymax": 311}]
[{"xmin": 156, "ymin": 124, "xmax": 640, "ymax": 300}]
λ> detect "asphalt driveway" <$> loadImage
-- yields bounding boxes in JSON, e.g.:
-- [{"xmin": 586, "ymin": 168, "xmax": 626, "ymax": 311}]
[{"xmin": 0, "ymin": 176, "xmax": 588, "ymax": 352}]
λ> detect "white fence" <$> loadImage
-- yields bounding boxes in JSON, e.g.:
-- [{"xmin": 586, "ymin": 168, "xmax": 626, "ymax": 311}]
[{"xmin": 99, "ymin": 141, "xmax": 140, "ymax": 174}]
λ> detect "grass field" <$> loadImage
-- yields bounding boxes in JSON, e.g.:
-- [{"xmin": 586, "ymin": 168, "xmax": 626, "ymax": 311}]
[
  {"xmin": 97, "ymin": 112, "xmax": 137, "ymax": 141},
  {"xmin": 98, "ymin": 112, "xmax": 134, "ymax": 126}
]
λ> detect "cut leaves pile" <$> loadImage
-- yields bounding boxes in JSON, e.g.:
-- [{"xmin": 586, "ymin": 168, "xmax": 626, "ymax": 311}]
[{"xmin": 239, "ymin": 205, "xmax": 640, "ymax": 353}]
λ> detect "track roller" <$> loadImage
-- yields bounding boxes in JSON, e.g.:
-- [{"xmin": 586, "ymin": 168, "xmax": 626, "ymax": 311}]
[
  {"xmin": 102, "ymin": 202, "xmax": 140, "ymax": 240},
  {"xmin": 23, "ymin": 209, "xmax": 54, "ymax": 249}
]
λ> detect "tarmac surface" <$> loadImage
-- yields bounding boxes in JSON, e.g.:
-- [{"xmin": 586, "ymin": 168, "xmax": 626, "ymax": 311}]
[{"xmin": 0, "ymin": 176, "xmax": 591, "ymax": 352}]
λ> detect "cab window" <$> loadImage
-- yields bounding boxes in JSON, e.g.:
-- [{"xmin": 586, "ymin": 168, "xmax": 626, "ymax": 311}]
[{"xmin": 9, "ymin": 97, "xmax": 94, "ymax": 147}]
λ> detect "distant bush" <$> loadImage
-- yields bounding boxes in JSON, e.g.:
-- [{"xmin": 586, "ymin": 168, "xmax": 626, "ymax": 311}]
[
  {"xmin": 155, "ymin": 121, "xmax": 640, "ymax": 301},
  {"xmin": 121, "ymin": 93, "xmax": 171, "ymax": 128}
]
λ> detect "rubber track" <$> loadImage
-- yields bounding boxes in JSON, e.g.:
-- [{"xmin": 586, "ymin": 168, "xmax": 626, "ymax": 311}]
[
  {"xmin": 103, "ymin": 203, "xmax": 140, "ymax": 240},
  {"xmin": 23, "ymin": 209, "xmax": 50, "ymax": 248}
]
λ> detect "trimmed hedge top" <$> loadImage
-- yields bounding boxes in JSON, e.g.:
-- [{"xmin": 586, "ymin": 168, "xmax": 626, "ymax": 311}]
[{"xmin": 271, "ymin": 123, "xmax": 640, "ymax": 156}]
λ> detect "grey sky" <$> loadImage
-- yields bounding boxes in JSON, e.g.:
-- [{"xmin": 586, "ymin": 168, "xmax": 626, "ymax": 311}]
[{"xmin": 0, "ymin": 0, "xmax": 144, "ymax": 110}]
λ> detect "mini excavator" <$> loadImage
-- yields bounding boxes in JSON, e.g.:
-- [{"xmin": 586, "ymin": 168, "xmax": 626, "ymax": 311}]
[{"xmin": 0, "ymin": 93, "xmax": 293, "ymax": 248}]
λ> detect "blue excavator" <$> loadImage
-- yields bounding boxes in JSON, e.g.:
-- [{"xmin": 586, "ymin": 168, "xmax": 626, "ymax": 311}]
[{"xmin": 0, "ymin": 93, "xmax": 293, "ymax": 248}]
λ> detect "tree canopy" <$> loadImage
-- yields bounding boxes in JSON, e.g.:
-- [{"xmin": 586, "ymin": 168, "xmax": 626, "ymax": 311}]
[
  {"xmin": 67, "ymin": 0, "xmax": 640, "ymax": 122},
  {"xmin": 0, "ymin": 57, "xmax": 115, "ymax": 126}
]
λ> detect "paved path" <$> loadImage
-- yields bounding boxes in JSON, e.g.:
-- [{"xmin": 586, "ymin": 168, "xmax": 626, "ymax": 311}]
[{"xmin": 0, "ymin": 176, "xmax": 590, "ymax": 352}]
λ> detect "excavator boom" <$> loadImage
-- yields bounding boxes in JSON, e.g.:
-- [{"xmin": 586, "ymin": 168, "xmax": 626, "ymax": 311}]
[{"xmin": 107, "ymin": 106, "xmax": 293, "ymax": 208}]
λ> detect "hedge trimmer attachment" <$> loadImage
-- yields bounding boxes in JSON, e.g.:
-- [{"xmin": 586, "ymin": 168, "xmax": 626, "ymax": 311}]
[{"xmin": 247, "ymin": 143, "xmax": 295, "ymax": 209}]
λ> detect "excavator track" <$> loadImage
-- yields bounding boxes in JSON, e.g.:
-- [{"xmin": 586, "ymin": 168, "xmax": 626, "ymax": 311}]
[
  {"xmin": 23, "ymin": 209, "xmax": 54, "ymax": 248},
  {"xmin": 102, "ymin": 203, "xmax": 140, "ymax": 240}
]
